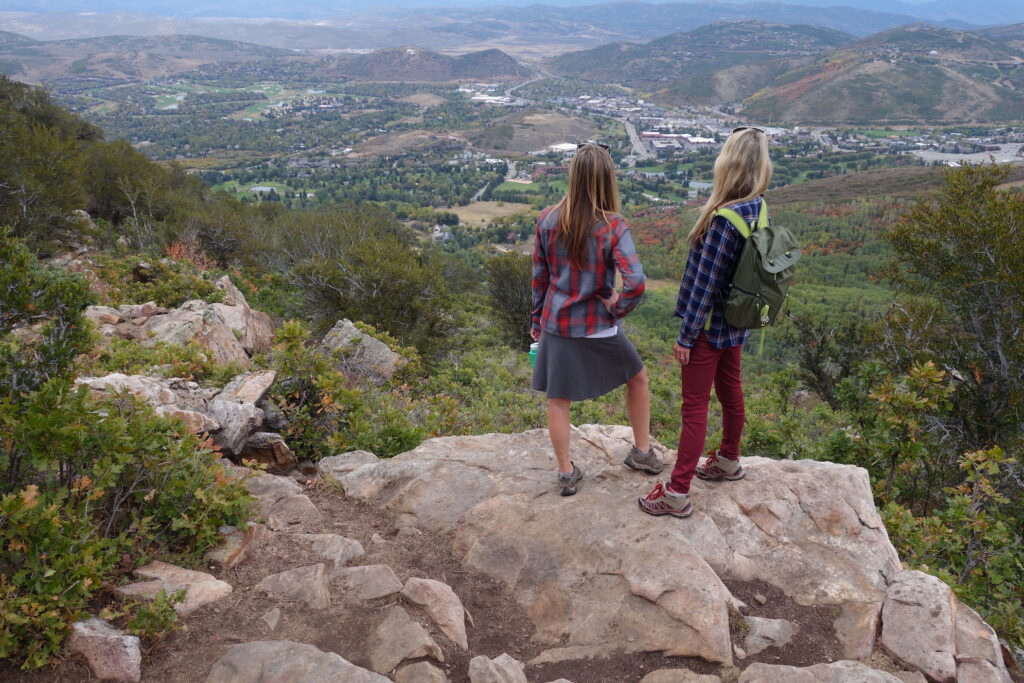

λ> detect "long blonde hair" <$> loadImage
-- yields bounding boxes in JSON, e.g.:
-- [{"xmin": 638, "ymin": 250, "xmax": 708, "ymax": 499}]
[
  {"xmin": 689, "ymin": 128, "xmax": 772, "ymax": 247},
  {"xmin": 556, "ymin": 144, "xmax": 621, "ymax": 267}
]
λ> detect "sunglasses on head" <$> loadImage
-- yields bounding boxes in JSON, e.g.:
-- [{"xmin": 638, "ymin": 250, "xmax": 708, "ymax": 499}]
[
  {"xmin": 577, "ymin": 141, "xmax": 610, "ymax": 150},
  {"xmin": 731, "ymin": 126, "xmax": 765, "ymax": 135}
]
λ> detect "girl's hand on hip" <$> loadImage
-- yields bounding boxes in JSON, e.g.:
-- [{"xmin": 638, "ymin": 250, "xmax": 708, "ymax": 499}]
[
  {"xmin": 597, "ymin": 290, "xmax": 620, "ymax": 314},
  {"xmin": 674, "ymin": 343, "xmax": 691, "ymax": 366}
]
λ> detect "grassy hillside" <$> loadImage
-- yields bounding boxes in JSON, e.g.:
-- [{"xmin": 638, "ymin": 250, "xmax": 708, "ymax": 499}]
[
  {"xmin": 324, "ymin": 46, "xmax": 531, "ymax": 82},
  {"xmin": 0, "ymin": 33, "xmax": 291, "ymax": 84},
  {"xmin": 742, "ymin": 24, "xmax": 1024, "ymax": 123},
  {"xmin": 549, "ymin": 20, "xmax": 853, "ymax": 103}
]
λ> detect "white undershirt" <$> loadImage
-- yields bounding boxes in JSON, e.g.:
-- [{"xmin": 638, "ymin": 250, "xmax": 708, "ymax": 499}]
[{"xmin": 585, "ymin": 325, "xmax": 619, "ymax": 339}]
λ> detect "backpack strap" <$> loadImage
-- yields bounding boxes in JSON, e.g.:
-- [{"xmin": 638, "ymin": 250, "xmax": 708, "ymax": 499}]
[{"xmin": 713, "ymin": 198, "xmax": 770, "ymax": 239}]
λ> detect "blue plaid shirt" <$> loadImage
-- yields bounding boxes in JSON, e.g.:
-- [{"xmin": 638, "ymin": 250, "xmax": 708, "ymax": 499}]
[{"xmin": 674, "ymin": 197, "xmax": 765, "ymax": 349}]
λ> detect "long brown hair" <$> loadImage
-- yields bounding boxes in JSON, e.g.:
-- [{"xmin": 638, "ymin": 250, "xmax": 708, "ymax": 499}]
[
  {"xmin": 689, "ymin": 128, "xmax": 772, "ymax": 247},
  {"xmin": 556, "ymin": 144, "xmax": 621, "ymax": 267}
]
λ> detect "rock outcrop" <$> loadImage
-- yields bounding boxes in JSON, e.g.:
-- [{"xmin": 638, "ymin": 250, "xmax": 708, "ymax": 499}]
[
  {"xmin": 320, "ymin": 318, "xmax": 406, "ymax": 383},
  {"xmin": 93, "ymin": 276, "xmax": 273, "ymax": 368},
  {"xmin": 336, "ymin": 425, "xmax": 904, "ymax": 667},
  {"xmin": 75, "ymin": 369, "xmax": 295, "ymax": 469},
  {"xmin": 115, "ymin": 561, "xmax": 232, "ymax": 616}
]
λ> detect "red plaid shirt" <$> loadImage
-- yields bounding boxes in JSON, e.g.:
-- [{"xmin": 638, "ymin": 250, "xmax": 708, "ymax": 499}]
[{"xmin": 531, "ymin": 206, "xmax": 646, "ymax": 338}]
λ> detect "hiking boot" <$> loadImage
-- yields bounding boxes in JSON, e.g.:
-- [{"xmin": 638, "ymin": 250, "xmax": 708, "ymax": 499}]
[
  {"xmin": 624, "ymin": 445, "xmax": 664, "ymax": 475},
  {"xmin": 637, "ymin": 481, "xmax": 693, "ymax": 518},
  {"xmin": 696, "ymin": 450, "xmax": 746, "ymax": 481},
  {"xmin": 558, "ymin": 462, "xmax": 584, "ymax": 497}
]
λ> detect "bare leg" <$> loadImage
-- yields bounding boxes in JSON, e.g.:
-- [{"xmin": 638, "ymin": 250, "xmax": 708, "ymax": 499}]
[
  {"xmin": 626, "ymin": 368, "xmax": 651, "ymax": 452},
  {"xmin": 548, "ymin": 398, "xmax": 573, "ymax": 473}
]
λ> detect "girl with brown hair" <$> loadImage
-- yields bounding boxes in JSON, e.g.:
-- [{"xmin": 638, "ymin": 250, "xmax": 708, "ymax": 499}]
[
  {"xmin": 639, "ymin": 127, "xmax": 772, "ymax": 518},
  {"xmin": 530, "ymin": 143, "xmax": 660, "ymax": 496}
]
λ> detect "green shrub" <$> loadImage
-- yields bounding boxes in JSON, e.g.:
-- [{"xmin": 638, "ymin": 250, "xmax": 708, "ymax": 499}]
[
  {"xmin": 0, "ymin": 485, "xmax": 114, "ymax": 669},
  {"xmin": 124, "ymin": 589, "xmax": 183, "ymax": 642},
  {"xmin": 92, "ymin": 252, "xmax": 223, "ymax": 309},
  {"xmin": 81, "ymin": 337, "xmax": 239, "ymax": 386},
  {"xmin": 266, "ymin": 320, "xmax": 424, "ymax": 459}
]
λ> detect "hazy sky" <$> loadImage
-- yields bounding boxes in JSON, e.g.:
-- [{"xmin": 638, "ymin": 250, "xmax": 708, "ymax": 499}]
[{"xmin": 3, "ymin": 0, "xmax": 1021, "ymax": 24}]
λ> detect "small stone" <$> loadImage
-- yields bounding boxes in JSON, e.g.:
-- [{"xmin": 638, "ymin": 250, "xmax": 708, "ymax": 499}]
[
  {"xmin": 734, "ymin": 644, "xmax": 747, "ymax": 660},
  {"xmin": 334, "ymin": 564, "xmax": 403, "ymax": 600},
  {"xmin": 468, "ymin": 653, "xmax": 527, "ymax": 683},
  {"xmin": 395, "ymin": 661, "xmax": 449, "ymax": 683},
  {"xmin": 296, "ymin": 533, "xmax": 365, "ymax": 567},
  {"xmin": 894, "ymin": 672, "xmax": 928, "ymax": 683},
  {"xmin": 371, "ymin": 533, "xmax": 387, "ymax": 545},
  {"xmin": 369, "ymin": 606, "xmax": 443, "ymax": 674},
  {"xmin": 115, "ymin": 560, "xmax": 232, "ymax": 616},
  {"xmin": 261, "ymin": 607, "xmax": 281, "ymax": 631},
  {"xmin": 401, "ymin": 577, "xmax": 469, "ymax": 649},
  {"xmin": 205, "ymin": 522, "xmax": 267, "ymax": 569},
  {"xmin": 640, "ymin": 669, "xmax": 722, "ymax": 682},
  {"xmin": 267, "ymin": 494, "xmax": 323, "ymax": 530},
  {"xmin": 397, "ymin": 527, "xmax": 423, "ymax": 537},
  {"xmin": 66, "ymin": 618, "xmax": 141, "ymax": 683},
  {"xmin": 257, "ymin": 564, "xmax": 330, "ymax": 609},
  {"xmin": 754, "ymin": 593, "xmax": 767, "ymax": 605},
  {"xmin": 744, "ymin": 616, "xmax": 797, "ymax": 656}
]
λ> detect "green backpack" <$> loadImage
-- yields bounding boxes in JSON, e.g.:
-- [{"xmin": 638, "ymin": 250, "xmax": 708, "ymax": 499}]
[{"xmin": 713, "ymin": 198, "xmax": 800, "ymax": 352}]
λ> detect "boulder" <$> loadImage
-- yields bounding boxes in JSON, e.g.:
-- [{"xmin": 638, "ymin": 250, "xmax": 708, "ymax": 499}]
[
  {"xmin": 956, "ymin": 603, "xmax": 1012, "ymax": 683},
  {"xmin": 337, "ymin": 425, "xmax": 906, "ymax": 665},
  {"xmin": 640, "ymin": 670, "xmax": 722, "ymax": 683},
  {"xmin": 401, "ymin": 576, "xmax": 469, "ymax": 649},
  {"xmin": 205, "ymin": 399, "xmax": 264, "ymax": 456},
  {"xmin": 115, "ymin": 560, "xmax": 231, "ymax": 616},
  {"xmin": 743, "ymin": 616, "xmax": 796, "ymax": 656},
  {"xmin": 368, "ymin": 606, "xmax": 444, "ymax": 674},
  {"xmin": 880, "ymin": 570, "xmax": 957, "ymax": 683},
  {"xmin": 267, "ymin": 494, "xmax": 322, "ymax": 529},
  {"xmin": 834, "ymin": 601, "xmax": 881, "ymax": 659},
  {"xmin": 239, "ymin": 432, "xmax": 295, "ymax": 470},
  {"xmin": 155, "ymin": 405, "xmax": 219, "ymax": 433},
  {"xmin": 244, "ymin": 473, "xmax": 302, "ymax": 516},
  {"xmin": 215, "ymin": 370, "xmax": 277, "ymax": 404},
  {"xmin": 76, "ymin": 373, "xmax": 177, "ymax": 406},
  {"xmin": 119, "ymin": 302, "xmax": 162, "ymax": 319},
  {"xmin": 84, "ymin": 305, "xmax": 123, "ymax": 326},
  {"xmin": 211, "ymin": 276, "xmax": 275, "ymax": 354},
  {"xmin": 295, "ymin": 533, "xmax": 365, "ymax": 567},
  {"xmin": 738, "ymin": 661, "xmax": 904, "ymax": 682},
  {"xmin": 334, "ymin": 564, "xmax": 403, "ymax": 600},
  {"xmin": 66, "ymin": 618, "xmax": 141, "ymax": 683},
  {"xmin": 205, "ymin": 522, "xmax": 268, "ymax": 569},
  {"xmin": 467, "ymin": 654, "xmax": 527, "ymax": 683},
  {"xmin": 320, "ymin": 319, "xmax": 406, "ymax": 383},
  {"xmin": 318, "ymin": 450, "xmax": 380, "ymax": 481},
  {"xmin": 205, "ymin": 640, "xmax": 389, "ymax": 683},
  {"xmin": 256, "ymin": 563, "xmax": 331, "ymax": 609},
  {"xmin": 395, "ymin": 661, "xmax": 448, "ymax": 683}
]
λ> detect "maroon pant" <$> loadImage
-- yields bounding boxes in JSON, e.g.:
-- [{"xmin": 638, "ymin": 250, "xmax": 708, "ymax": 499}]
[{"xmin": 669, "ymin": 334, "xmax": 745, "ymax": 494}]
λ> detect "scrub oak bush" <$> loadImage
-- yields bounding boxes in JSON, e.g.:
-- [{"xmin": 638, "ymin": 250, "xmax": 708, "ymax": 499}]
[{"xmin": 0, "ymin": 234, "xmax": 250, "ymax": 669}]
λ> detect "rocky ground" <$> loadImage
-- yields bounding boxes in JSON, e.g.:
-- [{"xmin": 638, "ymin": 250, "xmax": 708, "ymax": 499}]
[{"xmin": 8, "ymin": 426, "xmax": 1019, "ymax": 683}]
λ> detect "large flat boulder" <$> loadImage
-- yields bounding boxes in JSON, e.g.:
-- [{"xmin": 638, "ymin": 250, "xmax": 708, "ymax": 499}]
[
  {"xmin": 205, "ymin": 641, "xmax": 388, "ymax": 683},
  {"xmin": 115, "ymin": 561, "xmax": 232, "ymax": 616}
]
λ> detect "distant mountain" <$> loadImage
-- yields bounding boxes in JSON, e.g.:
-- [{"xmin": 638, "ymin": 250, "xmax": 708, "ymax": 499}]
[
  {"xmin": 550, "ymin": 21, "xmax": 854, "ymax": 104},
  {"xmin": 324, "ymin": 46, "xmax": 531, "ymax": 82},
  {"xmin": 981, "ymin": 23, "xmax": 1024, "ymax": 52},
  {"xmin": 0, "ymin": 1, "xmax": 947, "ymax": 57},
  {"xmin": 742, "ymin": 24, "xmax": 1024, "ymax": 123},
  {"xmin": 0, "ymin": 33, "xmax": 290, "ymax": 84}
]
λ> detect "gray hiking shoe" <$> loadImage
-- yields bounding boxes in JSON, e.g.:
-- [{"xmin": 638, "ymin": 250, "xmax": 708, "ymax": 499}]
[
  {"xmin": 558, "ymin": 462, "xmax": 584, "ymax": 497},
  {"xmin": 624, "ymin": 445, "xmax": 664, "ymax": 475}
]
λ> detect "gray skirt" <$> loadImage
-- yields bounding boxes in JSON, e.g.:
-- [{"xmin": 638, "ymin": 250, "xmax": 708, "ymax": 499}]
[{"xmin": 531, "ymin": 327, "xmax": 645, "ymax": 401}]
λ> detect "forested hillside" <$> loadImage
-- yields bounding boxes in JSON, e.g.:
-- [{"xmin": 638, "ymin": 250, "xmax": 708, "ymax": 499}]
[{"xmin": 0, "ymin": 75, "xmax": 1022, "ymax": 675}]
